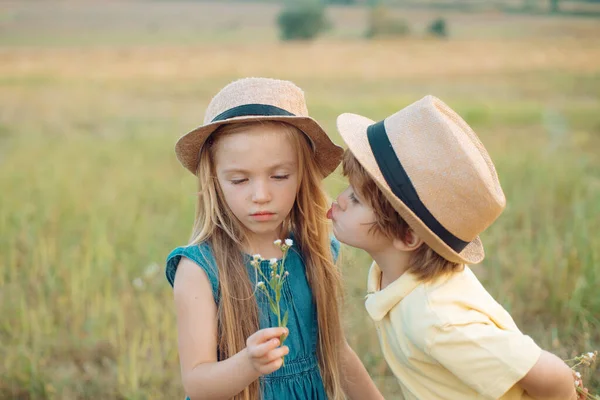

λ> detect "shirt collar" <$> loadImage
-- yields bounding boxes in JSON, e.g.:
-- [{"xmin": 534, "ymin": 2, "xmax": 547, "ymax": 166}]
[{"xmin": 365, "ymin": 262, "xmax": 422, "ymax": 321}]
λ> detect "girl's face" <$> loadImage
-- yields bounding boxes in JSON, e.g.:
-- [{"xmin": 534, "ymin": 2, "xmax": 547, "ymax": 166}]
[{"xmin": 213, "ymin": 123, "xmax": 299, "ymax": 244}]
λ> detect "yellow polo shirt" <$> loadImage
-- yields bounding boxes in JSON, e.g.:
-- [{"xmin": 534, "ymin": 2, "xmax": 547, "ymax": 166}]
[{"xmin": 365, "ymin": 263, "xmax": 541, "ymax": 400}]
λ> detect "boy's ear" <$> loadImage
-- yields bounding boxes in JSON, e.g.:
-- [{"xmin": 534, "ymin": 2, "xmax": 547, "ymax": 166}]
[{"xmin": 392, "ymin": 229, "xmax": 423, "ymax": 252}]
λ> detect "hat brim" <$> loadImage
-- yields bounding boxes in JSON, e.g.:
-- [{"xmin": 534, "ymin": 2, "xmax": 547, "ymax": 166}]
[
  {"xmin": 336, "ymin": 112, "xmax": 484, "ymax": 265},
  {"xmin": 175, "ymin": 115, "xmax": 343, "ymax": 177}
]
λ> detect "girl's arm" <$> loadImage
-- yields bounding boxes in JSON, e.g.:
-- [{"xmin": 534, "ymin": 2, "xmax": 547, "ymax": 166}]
[
  {"xmin": 173, "ymin": 257, "xmax": 289, "ymax": 400},
  {"xmin": 518, "ymin": 350, "xmax": 577, "ymax": 400},
  {"xmin": 340, "ymin": 340, "xmax": 385, "ymax": 400}
]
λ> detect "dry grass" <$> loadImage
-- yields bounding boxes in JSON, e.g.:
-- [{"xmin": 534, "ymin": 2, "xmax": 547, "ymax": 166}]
[{"xmin": 2, "ymin": 37, "xmax": 600, "ymax": 81}]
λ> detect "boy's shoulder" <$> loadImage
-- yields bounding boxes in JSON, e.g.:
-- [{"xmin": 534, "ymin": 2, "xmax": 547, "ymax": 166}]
[
  {"xmin": 415, "ymin": 267, "xmax": 513, "ymax": 320},
  {"xmin": 421, "ymin": 266, "xmax": 497, "ymax": 308},
  {"xmin": 395, "ymin": 267, "xmax": 521, "ymax": 342}
]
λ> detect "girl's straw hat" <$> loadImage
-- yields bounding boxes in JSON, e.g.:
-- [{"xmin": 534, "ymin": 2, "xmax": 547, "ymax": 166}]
[
  {"xmin": 175, "ymin": 77, "xmax": 343, "ymax": 176},
  {"xmin": 337, "ymin": 96, "xmax": 506, "ymax": 264}
]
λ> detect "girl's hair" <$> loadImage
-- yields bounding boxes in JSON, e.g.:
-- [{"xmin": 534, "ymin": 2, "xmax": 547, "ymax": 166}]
[
  {"xmin": 342, "ymin": 149, "xmax": 462, "ymax": 282},
  {"xmin": 190, "ymin": 121, "xmax": 345, "ymax": 400}
]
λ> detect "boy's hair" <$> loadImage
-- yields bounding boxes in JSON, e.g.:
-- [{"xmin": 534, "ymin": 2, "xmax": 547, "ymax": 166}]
[{"xmin": 342, "ymin": 150, "xmax": 463, "ymax": 281}]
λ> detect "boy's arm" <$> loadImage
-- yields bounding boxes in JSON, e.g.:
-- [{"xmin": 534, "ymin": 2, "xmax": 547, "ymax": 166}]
[
  {"xmin": 341, "ymin": 340, "xmax": 385, "ymax": 400},
  {"xmin": 427, "ymin": 319, "xmax": 565, "ymax": 399},
  {"xmin": 518, "ymin": 350, "xmax": 577, "ymax": 400}
]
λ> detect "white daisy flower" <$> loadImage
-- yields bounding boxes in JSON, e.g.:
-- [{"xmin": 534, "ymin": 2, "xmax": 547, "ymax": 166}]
[
  {"xmin": 143, "ymin": 263, "xmax": 160, "ymax": 278},
  {"xmin": 132, "ymin": 278, "xmax": 144, "ymax": 289}
]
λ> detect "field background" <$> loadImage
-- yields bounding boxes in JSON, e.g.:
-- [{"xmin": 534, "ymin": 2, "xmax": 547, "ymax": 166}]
[{"xmin": 1, "ymin": 1, "xmax": 599, "ymax": 398}]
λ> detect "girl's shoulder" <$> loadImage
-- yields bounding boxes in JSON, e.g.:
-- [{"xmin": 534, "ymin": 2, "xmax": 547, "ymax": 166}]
[
  {"xmin": 165, "ymin": 241, "xmax": 219, "ymax": 301},
  {"xmin": 330, "ymin": 236, "xmax": 341, "ymax": 263},
  {"xmin": 291, "ymin": 236, "xmax": 340, "ymax": 265},
  {"xmin": 167, "ymin": 241, "xmax": 215, "ymax": 264}
]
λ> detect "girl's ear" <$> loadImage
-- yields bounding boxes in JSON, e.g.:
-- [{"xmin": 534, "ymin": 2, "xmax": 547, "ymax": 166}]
[{"xmin": 392, "ymin": 229, "xmax": 423, "ymax": 252}]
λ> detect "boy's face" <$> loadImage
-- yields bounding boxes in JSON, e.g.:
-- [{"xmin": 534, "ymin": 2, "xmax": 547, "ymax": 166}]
[{"xmin": 328, "ymin": 185, "xmax": 392, "ymax": 253}]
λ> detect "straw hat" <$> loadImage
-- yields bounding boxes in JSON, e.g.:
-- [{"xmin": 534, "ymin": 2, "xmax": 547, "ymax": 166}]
[
  {"xmin": 175, "ymin": 77, "xmax": 343, "ymax": 176},
  {"xmin": 337, "ymin": 96, "xmax": 506, "ymax": 264}
]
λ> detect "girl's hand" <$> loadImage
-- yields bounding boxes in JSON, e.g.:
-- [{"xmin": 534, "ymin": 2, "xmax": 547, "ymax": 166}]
[{"xmin": 245, "ymin": 327, "xmax": 289, "ymax": 375}]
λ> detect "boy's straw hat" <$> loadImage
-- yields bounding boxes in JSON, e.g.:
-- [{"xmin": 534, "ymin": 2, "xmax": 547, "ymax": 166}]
[
  {"xmin": 175, "ymin": 77, "xmax": 343, "ymax": 177},
  {"xmin": 337, "ymin": 96, "xmax": 506, "ymax": 264}
]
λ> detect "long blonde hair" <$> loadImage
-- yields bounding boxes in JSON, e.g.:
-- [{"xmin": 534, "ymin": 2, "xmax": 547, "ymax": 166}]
[{"xmin": 190, "ymin": 121, "xmax": 345, "ymax": 400}]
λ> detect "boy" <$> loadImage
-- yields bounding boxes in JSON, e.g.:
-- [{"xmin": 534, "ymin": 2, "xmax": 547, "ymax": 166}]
[{"xmin": 327, "ymin": 96, "xmax": 579, "ymax": 399}]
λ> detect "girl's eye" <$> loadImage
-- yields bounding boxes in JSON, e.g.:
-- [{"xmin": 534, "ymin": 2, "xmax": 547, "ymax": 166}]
[
  {"xmin": 272, "ymin": 174, "xmax": 290, "ymax": 180},
  {"xmin": 231, "ymin": 178, "xmax": 248, "ymax": 185},
  {"xmin": 349, "ymin": 193, "xmax": 360, "ymax": 204}
]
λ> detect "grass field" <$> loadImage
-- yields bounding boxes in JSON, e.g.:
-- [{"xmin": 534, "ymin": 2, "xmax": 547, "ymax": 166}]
[{"xmin": 1, "ymin": 1, "xmax": 599, "ymax": 398}]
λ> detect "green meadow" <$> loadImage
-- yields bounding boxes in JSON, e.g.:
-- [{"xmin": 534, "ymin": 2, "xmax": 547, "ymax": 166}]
[{"xmin": 0, "ymin": 2, "xmax": 599, "ymax": 398}]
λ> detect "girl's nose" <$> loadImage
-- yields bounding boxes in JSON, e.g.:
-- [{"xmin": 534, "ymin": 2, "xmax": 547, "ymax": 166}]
[{"xmin": 252, "ymin": 180, "xmax": 271, "ymax": 203}]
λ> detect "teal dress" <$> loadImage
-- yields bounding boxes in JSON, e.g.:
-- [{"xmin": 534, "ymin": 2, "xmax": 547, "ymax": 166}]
[{"xmin": 165, "ymin": 237, "xmax": 340, "ymax": 400}]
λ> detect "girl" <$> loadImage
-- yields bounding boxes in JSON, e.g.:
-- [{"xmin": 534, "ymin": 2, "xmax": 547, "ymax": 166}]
[{"xmin": 165, "ymin": 78, "xmax": 383, "ymax": 400}]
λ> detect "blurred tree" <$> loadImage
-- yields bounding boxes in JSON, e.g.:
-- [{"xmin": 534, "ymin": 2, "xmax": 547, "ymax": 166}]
[
  {"xmin": 365, "ymin": 5, "xmax": 410, "ymax": 38},
  {"xmin": 550, "ymin": 0, "xmax": 560, "ymax": 12},
  {"xmin": 522, "ymin": 0, "xmax": 537, "ymax": 12},
  {"xmin": 277, "ymin": 1, "xmax": 330, "ymax": 41},
  {"xmin": 428, "ymin": 17, "xmax": 448, "ymax": 38},
  {"xmin": 326, "ymin": 0, "xmax": 356, "ymax": 4}
]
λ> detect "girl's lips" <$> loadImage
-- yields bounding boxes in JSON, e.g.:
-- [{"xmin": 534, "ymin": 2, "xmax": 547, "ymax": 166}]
[
  {"xmin": 326, "ymin": 207, "xmax": 333, "ymax": 220},
  {"xmin": 251, "ymin": 212, "xmax": 275, "ymax": 221}
]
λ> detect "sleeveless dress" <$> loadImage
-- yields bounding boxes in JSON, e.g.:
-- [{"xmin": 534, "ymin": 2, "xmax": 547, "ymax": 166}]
[{"xmin": 165, "ymin": 237, "xmax": 340, "ymax": 400}]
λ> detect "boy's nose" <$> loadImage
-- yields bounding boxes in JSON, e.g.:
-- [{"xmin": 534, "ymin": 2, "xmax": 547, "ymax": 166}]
[{"xmin": 336, "ymin": 192, "xmax": 347, "ymax": 211}]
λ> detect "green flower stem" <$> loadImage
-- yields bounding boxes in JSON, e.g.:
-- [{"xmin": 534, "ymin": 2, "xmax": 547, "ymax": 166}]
[
  {"xmin": 255, "ymin": 265, "xmax": 270, "ymax": 283},
  {"xmin": 253, "ymin": 239, "xmax": 295, "ymax": 368}
]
